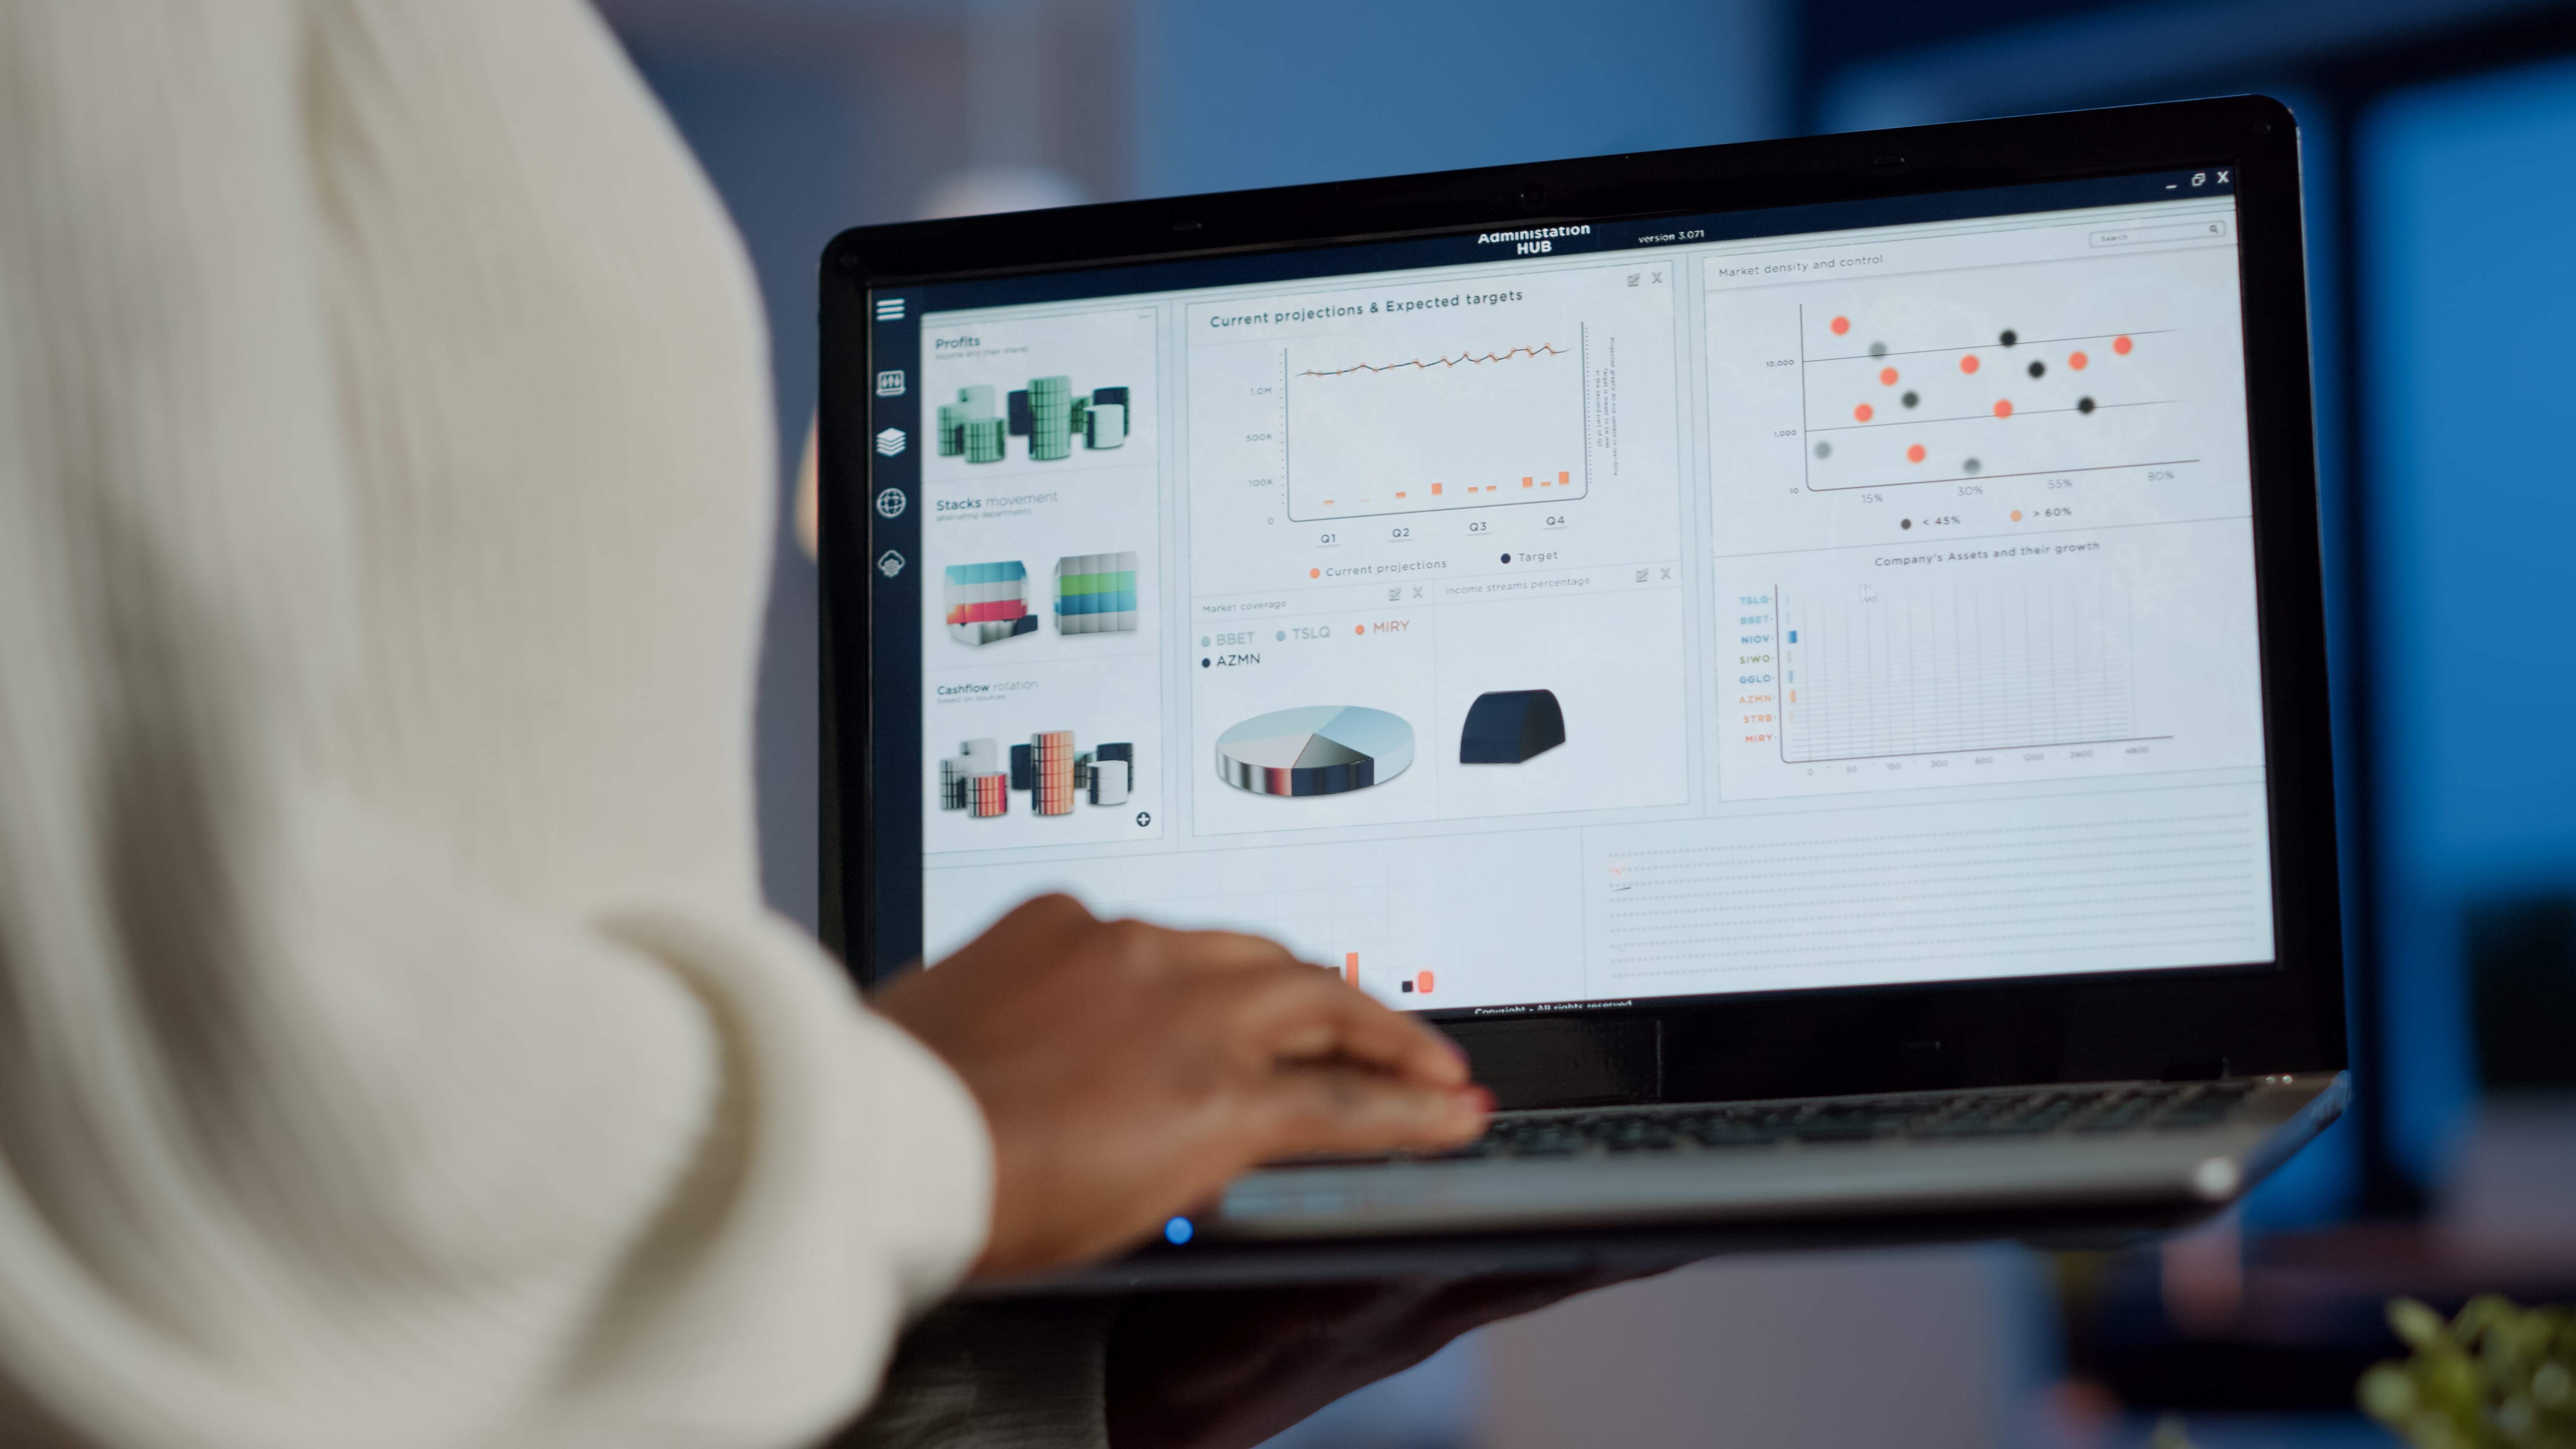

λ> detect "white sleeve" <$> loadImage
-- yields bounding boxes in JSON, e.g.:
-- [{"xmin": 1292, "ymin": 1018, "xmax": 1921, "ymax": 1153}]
[{"xmin": 0, "ymin": 7, "xmax": 988, "ymax": 1448}]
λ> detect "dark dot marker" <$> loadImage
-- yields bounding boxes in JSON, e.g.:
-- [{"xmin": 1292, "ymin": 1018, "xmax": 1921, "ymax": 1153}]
[
  {"xmin": 2027, "ymin": 360, "xmax": 2046, "ymax": 378},
  {"xmin": 2077, "ymin": 396, "xmax": 2097, "ymax": 415},
  {"xmin": 1869, "ymin": 341, "xmax": 1888, "ymax": 358},
  {"xmin": 1501, "ymin": 553, "xmax": 1512, "ymax": 564},
  {"xmin": 1964, "ymin": 457, "xmax": 1982, "ymax": 474},
  {"xmin": 1814, "ymin": 441, "xmax": 1833, "ymax": 459},
  {"xmin": 1900, "ymin": 518, "xmax": 1913, "ymax": 530},
  {"xmin": 1999, "ymin": 329, "xmax": 2019, "ymax": 347},
  {"xmin": 1901, "ymin": 390, "xmax": 1919, "ymax": 408},
  {"xmin": 1200, "ymin": 658, "xmax": 1211, "ymax": 668}
]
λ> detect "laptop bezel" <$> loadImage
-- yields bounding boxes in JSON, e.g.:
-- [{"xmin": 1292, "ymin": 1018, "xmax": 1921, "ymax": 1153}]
[{"xmin": 818, "ymin": 95, "xmax": 2344, "ymax": 1105}]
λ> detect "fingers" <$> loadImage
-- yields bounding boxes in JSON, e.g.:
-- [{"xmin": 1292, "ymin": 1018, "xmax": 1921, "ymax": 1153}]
[
  {"xmin": 1257, "ymin": 1066, "xmax": 1491, "ymax": 1159},
  {"xmin": 1223, "ymin": 969, "xmax": 1470, "ymax": 1088},
  {"xmin": 992, "ymin": 892, "xmax": 1098, "ymax": 939},
  {"xmin": 1156, "ymin": 926, "xmax": 1311, "ymax": 975}
]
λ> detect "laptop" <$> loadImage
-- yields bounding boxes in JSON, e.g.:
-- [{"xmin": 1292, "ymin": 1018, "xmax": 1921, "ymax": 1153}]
[{"xmin": 819, "ymin": 96, "xmax": 2348, "ymax": 1289}]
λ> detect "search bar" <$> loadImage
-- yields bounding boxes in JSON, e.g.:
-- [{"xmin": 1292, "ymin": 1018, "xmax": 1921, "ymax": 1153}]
[{"xmin": 2091, "ymin": 219, "xmax": 2228, "ymax": 247}]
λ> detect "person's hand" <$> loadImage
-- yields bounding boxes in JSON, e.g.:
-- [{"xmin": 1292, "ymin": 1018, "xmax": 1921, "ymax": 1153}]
[{"xmin": 871, "ymin": 895, "xmax": 1491, "ymax": 1279}]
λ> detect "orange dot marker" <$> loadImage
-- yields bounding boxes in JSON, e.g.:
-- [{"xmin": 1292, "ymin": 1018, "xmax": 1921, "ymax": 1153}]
[
  {"xmin": 2011, "ymin": 509, "xmax": 2024, "ymax": 521},
  {"xmin": 2113, "ymin": 335, "xmax": 2133, "ymax": 355},
  {"xmin": 1854, "ymin": 403, "xmax": 1875, "ymax": 422},
  {"xmin": 1993, "ymin": 399, "xmax": 2013, "ymax": 418},
  {"xmin": 1906, "ymin": 443, "xmax": 1927, "ymax": 463},
  {"xmin": 1353, "ymin": 625, "xmax": 1364, "ymax": 636},
  {"xmin": 1879, "ymin": 366, "xmax": 1899, "ymax": 386},
  {"xmin": 1960, "ymin": 354, "xmax": 1981, "ymax": 374},
  {"xmin": 1309, "ymin": 567, "xmax": 1320, "ymax": 579},
  {"xmin": 2068, "ymin": 351, "xmax": 2089, "ymax": 370},
  {"xmin": 1830, "ymin": 315, "xmax": 1851, "ymax": 335}
]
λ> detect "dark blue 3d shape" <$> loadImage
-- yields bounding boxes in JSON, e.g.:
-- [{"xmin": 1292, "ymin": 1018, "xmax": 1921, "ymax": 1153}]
[{"xmin": 1458, "ymin": 689, "xmax": 1566, "ymax": 764}]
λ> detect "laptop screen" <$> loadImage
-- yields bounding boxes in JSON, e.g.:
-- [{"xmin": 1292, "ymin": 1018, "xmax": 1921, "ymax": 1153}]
[{"xmin": 865, "ymin": 165, "xmax": 2272, "ymax": 1015}]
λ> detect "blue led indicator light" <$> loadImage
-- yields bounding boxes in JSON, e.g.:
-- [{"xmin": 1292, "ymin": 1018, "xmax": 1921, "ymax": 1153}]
[{"xmin": 1163, "ymin": 1216, "xmax": 1194, "ymax": 1245}]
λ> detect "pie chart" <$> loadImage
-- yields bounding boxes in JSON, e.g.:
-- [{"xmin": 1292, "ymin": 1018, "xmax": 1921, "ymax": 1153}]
[{"xmin": 1215, "ymin": 706, "xmax": 1415, "ymax": 796}]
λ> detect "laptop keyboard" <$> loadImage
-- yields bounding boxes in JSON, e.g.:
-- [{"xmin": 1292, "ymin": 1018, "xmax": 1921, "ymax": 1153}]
[{"xmin": 1424, "ymin": 1081, "xmax": 2261, "ymax": 1161}]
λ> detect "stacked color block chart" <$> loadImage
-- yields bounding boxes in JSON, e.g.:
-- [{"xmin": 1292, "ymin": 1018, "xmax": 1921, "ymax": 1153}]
[
  {"xmin": 944, "ymin": 561, "xmax": 1034, "ymax": 646},
  {"xmin": 939, "ymin": 378, "xmax": 1130, "ymax": 463},
  {"xmin": 1797, "ymin": 302, "xmax": 2182, "ymax": 493},
  {"xmin": 1054, "ymin": 552, "xmax": 1140, "ymax": 635},
  {"xmin": 939, "ymin": 735, "xmax": 1133, "ymax": 817},
  {"xmin": 1215, "ymin": 706, "xmax": 1415, "ymax": 796}
]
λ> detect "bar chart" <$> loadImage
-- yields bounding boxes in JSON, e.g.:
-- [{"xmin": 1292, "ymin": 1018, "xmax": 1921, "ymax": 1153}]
[{"xmin": 1777, "ymin": 575, "xmax": 2143, "ymax": 763}]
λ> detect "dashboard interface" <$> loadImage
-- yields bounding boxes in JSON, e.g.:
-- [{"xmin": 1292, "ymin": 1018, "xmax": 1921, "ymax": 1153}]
[{"xmin": 864, "ymin": 167, "xmax": 2275, "ymax": 1016}]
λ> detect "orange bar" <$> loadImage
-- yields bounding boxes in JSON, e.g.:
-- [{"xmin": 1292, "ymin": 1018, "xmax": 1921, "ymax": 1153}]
[
  {"xmin": 1558, "ymin": 470, "xmax": 1570, "ymax": 486},
  {"xmin": 1344, "ymin": 952, "xmax": 1358, "ymax": 987},
  {"xmin": 1432, "ymin": 482, "xmax": 1444, "ymax": 496},
  {"xmin": 1395, "ymin": 491, "xmax": 1407, "ymax": 498},
  {"xmin": 1415, "ymin": 970, "xmax": 1435, "ymax": 994}
]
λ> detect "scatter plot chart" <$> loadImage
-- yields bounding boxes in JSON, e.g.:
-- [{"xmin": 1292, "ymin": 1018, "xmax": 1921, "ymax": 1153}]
[
  {"xmin": 1704, "ymin": 243, "xmax": 2248, "ymax": 514},
  {"xmin": 1795, "ymin": 305, "xmax": 2176, "ymax": 492}
]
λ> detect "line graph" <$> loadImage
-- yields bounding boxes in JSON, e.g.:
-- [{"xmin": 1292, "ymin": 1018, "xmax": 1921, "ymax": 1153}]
[
  {"xmin": 1296, "ymin": 342, "xmax": 1568, "ymax": 379},
  {"xmin": 1282, "ymin": 329, "xmax": 1592, "ymax": 521}
]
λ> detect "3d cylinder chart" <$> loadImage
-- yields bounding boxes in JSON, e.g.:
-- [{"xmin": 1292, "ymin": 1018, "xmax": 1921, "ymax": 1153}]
[
  {"xmin": 938, "ymin": 377, "xmax": 1130, "ymax": 463},
  {"xmin": 939, "ymin": 733, "xmax": 1133, "ymax": 817},
  {"xmin": 1215, "ymin": 706, "xmax": 1415, "ymax": 796},
  {"xmin": 1458, "ymin": 689, "xmax": 1566, "ymax": 764},
  {"xmin": 1031, "ymin": 729, "xmax": 1077, "ymax": 815}
]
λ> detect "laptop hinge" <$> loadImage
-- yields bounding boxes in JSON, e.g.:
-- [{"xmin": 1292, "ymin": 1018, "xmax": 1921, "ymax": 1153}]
[{"xmin": 1449, "ymin": 1017, "xmax": 1663, "ymax": 1110}]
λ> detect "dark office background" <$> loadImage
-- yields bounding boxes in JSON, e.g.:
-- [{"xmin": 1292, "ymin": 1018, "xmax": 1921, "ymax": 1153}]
[{"xmin": 594, "ymin": 0, "xmax": 2576, "ymax": 1442}]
